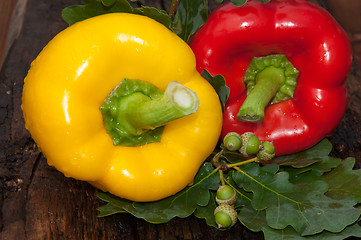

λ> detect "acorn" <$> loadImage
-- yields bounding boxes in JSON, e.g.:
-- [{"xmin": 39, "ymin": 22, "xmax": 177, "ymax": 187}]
[
  {"xmin": 223, "ymin": 132, "xmax": 242, "ymax": 151},
  {"xmin": 239, "ymin": 132, "xmax": 260, "ymax": 157},
  {"xmin": 257, "ymin": 141, "xmax": 275, "ymax": 161},
  {"xmin": 214, "ymin": 204, "xmax": 238, "ymax": 229},
  {"xmin": 216, "ymin": 185, "xmax": 237, "ymax": 205}
]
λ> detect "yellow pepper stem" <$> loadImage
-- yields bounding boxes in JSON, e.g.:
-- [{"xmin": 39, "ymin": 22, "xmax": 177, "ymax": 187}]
[
  {"xmin": 100, "ymin": 79, "xmax": 199, "ymax": 146},
  {"xmin": 129, "ymin": 81, "xmax": 199, "ymax": 134}
]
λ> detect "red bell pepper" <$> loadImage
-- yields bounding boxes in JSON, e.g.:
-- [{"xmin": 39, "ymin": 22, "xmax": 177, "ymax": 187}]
[{"xmin": 189, "ymin": 0, "xmax": 352, "ymax": 156}]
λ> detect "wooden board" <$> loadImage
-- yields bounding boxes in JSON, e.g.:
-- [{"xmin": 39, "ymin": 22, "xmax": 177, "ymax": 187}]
[
  {"xmin": 0, "ymin": 0, "xmax": 28, "ymax": 70},
  {"xmin": 1, "ymin": 0, "xmax": 360, "ymax": 239}
]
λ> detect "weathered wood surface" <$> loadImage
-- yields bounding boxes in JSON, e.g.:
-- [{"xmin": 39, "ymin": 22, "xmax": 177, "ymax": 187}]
[
  {"xmin": 0, "ymin": 0, "xmax": 28, "ymax": 70},
  {"xmin": 1, "ymin": 0, "xmax": 360, "ymax": 239}
]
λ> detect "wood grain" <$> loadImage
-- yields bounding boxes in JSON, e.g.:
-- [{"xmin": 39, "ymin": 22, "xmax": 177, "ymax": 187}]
[
  {"xmin": 0, "ymin": 0, "xmax": 28, "ymax": 70},
  {"xmin": 0, "ymin": 0, "xmax": 360, "ymax": 239}
]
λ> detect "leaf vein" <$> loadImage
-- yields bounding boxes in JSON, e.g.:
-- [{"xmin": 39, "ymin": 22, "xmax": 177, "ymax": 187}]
[{"xmin": 234, "ymin": 167, "xmax": 312, "ymax": 208}]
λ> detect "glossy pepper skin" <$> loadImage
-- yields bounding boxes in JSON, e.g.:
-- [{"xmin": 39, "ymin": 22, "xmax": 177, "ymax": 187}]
[
  {"xmin": 189, "ymin": 0, "xmax": 352, "ymax": 156},
  {"xmin": 22, "ymin": 13, "xmax": 223, "ymax": 202}
]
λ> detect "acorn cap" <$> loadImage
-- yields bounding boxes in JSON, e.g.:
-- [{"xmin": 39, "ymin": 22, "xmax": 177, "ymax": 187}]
[
  {"xmin": 257, "ymin": 141, "xmax": 275, "ymax": 161},
  {"xmin": 223, "ymin": 132, "xmax": 242, "ymax": 151},
  {"xmin": 216, "ymin": 185, "xmax": 237, "ymax": 205},
  {"xmin": 214, "ymin": 204, "xmax": 238, "ymax": 228},
  {"xmin": 239, "ymin": 132, "xmax": 260, "ymax": 157}
]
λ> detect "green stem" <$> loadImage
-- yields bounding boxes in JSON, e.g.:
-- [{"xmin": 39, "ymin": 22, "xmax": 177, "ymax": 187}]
[
  {"xmin": 122, "ymin": 81, "xmax": 199, "ymax": 135},
  {"xmin": 237, "ymin": 54, "xmax": 299, "ymax": 123},
  {"xmin": 219, "ymin": 170, "xmax": 225, "ymax": 186},
  {"xmin": 100, "ymin": 79, "xmax": 199, "ymax": 146},
  {"xmin": 211, "ymin": 149, "xmax": 224, "ymax": 168},
  {"xmin": 237, "ymin": 66, "xmax": 285, "ymax": 122},
  {"xmin": 227, "ymin": 157, "xmax": 259, "ymax": 168}
]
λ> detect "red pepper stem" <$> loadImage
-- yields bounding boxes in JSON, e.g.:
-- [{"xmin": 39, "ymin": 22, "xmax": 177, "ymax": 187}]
[
  {"xmin": 237, "ymin": 66, "xmax": 285, "ymax": 122},
  {"xmin": 237, "ymin": 55, "xmax": 299, "ymax": 122}
]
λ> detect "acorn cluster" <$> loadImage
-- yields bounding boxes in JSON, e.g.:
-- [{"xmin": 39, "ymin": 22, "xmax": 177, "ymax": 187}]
[
  {"xmin": 214, "ymin": 132, "xmax": 276, "ymax": 228},
  {"xmin": 214, "ymin": 185, "xmax": 238, "ymax": 229},
  {"xmin": 223, "ymin": 132, "xmax": 275, "ymax": 161}
]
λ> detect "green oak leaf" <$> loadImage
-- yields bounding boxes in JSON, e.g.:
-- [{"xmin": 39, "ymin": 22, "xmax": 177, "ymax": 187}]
[
  {"xmin": 133, "ymin": 6, "xmax": 171, "ymax": 29},
  {"xmin": 97, "ymin": 162, "xmax": 220, "ymax": 223},
  {"xmin": 262, "ymin": 222, "xmax": 361, "ymax": 240},
  {"xmin": 284, "ymin": 158, "xmax": 341, "ymax": 184},
  {"xmin": 263, "ymin": 139, "xmax": 341, "ymax": 185},
  {"xmin": 266, "ymin": 139, "xmax": 334, "ymax": 168},
  {"xmin": 230, "ymin": 0, "xmax": 248, "ymax": 6},
  {"xmin": 237, "ymin": 199, "xmax": 267, "ymax": 232},
  {"xmin": 97, "ymin": 195, "xmax": 127, "ymax": 217},
  {"xmin": 230, "ymin": 0, "xmax": 271, "ymax": 6},
  {"xmin": 222, "ymin": 150, "xmax": 246, "ymax": 163},
  {"xmin": 172, "ymin": 0, "xmax": 208, "ymax": 42},
  {"xmin": 222, "ymin": 171, "xmax": 253, "ymax": 208},
  {"xmin": 232, "ymin": 163, "xmax": 361, "ymax": 236},
  {"xmin": 284, "ymin": 154, "xmax": 361, "ymax": 199},
  {"xmin": 322, "ymin": 157, "xmax": 361, "ymax": 202},
  {"xmin": 101, "ymin": 0, "xmax": 116, "ymax": 7},
  {"xmin": 194, "ymin": 191, "xmax": 218, "ymax": 227},
  {"xmin": 62, "ymin": 0, "xmax": 171, "ymax": 28},
  {"xmin": 62, "ymin": 0, "xmax": 132, "ymax": 25},
  {"xmin": 237, "ymin": 183, "xmax": 361, "ymax": 239},
  {"xmin": 201, "ymin": 70, "xmax": 230, "ymax": 112}
]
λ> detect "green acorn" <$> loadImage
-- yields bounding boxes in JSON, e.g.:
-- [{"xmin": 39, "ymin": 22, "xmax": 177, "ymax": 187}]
[
  {"xmin": 239, "ymin": 132, "xmax": 260, "ymax": 157},
  {"xmin": 214, "ymin": 204, "xmax": 238, "ymax": 229},
  {"xmin": 216, "ymin": 185, "xmax": 237, "ymax": 205},
  {"xmin": 223, "ymin": 132, "xmax": 242, "ymax": 151},
  {"xmin": 257, "ymin": 141, "xmax": 275, "ymax": 161}
]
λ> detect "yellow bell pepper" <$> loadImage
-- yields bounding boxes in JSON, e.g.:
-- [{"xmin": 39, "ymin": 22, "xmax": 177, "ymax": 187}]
[{"xmin": 21, "ymin": 13, "xmax": 223, "ymax": 202}]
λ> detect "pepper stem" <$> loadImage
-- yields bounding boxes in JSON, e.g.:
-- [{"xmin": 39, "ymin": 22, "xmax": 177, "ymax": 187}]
[
  {"xmin": 237, "ymin": 55, "xmax": 299, "ymax": 122},
  {"xmin": 100, "ymin": 79, "xmax": 199, "ymax": 146},
  {"xmin": 128, "ymin": 81, "xmax": 199, "ymax": 133},
  {"xmin": 237, "ymin": 66, "xmax": 285, "ymax": 122}
]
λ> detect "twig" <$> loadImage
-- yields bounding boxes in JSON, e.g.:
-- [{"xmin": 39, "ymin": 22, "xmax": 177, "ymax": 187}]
[{"xmin": 169, "ymin": 0, "xmax": 180, "ymax": 20}]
